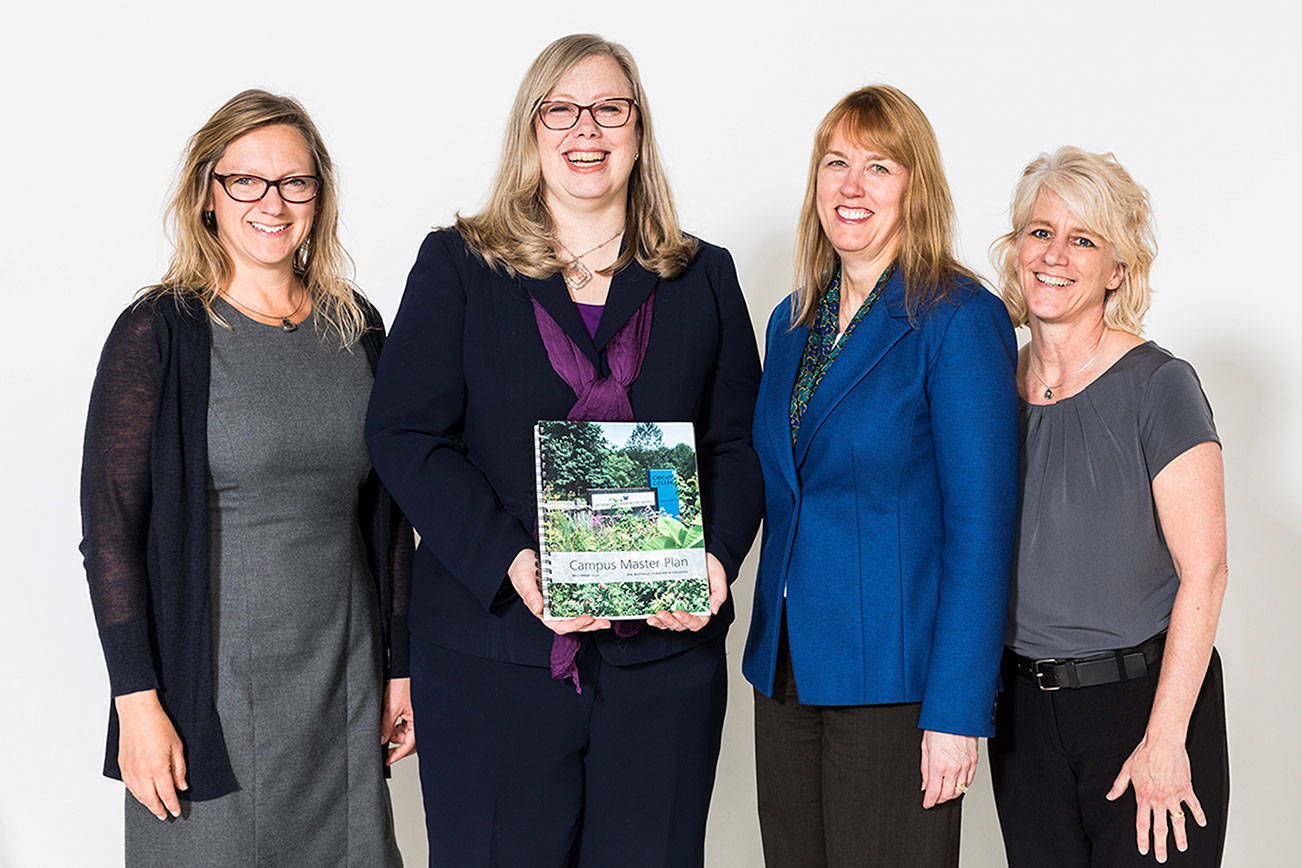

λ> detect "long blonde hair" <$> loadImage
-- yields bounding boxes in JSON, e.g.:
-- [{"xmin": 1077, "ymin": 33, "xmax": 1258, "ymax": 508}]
[
  {"xmin": 455, "ymin": 33, "xmax": 697, "ymax": 280},
  {"xmin": 791, "ymin": 85, "xmax": 977, "ymax": 327},
  {"xmin": 143, "ymin": 89, "xmax": 368, "ymax": 346},
  {"xmin": 991, "ymin": 146, "xmax": 1156, "ymax": 334}
]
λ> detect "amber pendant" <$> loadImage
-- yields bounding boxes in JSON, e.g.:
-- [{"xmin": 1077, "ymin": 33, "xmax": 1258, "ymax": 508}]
[{"xmin": 563, "ymin": 258, "xmax": 593, "ymax": 292}]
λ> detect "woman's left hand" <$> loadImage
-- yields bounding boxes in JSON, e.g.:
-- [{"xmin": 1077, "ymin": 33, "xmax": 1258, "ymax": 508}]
[
  {"xmin": 920, "ymin": 729, "xmax": 978, "ymax": 808},
  {"xmin": 382, "ymin": 677, "xmax": 416, "ymax": 765},
  {"xmin": 646, "ymin": 552, "xmax": 728, "ymax": 632},
  {"xmin": 1106, "ymin": 735, "xmax": 1207, "ymax": 862}
]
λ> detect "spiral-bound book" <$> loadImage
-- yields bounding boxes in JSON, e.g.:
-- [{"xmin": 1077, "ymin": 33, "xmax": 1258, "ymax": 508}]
[{"xmin": 533, "ymin": 420, "xmax": 709, "ymax": 620}]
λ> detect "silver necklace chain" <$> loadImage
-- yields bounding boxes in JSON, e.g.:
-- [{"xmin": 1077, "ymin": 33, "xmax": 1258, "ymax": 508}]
[{"xmin": 1029, "ymin": 328, "xmax": 1107, "ymax": 400}]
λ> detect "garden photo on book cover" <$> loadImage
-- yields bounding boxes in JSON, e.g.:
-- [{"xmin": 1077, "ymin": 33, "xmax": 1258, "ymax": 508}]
[{"xmin": 534, "ymin": 421, "xmax": 709, "ymax": 619}]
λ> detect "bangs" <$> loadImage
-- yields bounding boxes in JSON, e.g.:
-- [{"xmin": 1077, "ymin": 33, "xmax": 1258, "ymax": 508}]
[
  {"xmin": 819, "ymin": 99, "xmax": 909, "ymax": 168},
  {"xmin": 1035, "ymin": 176, "xmax": 1123, "ymax": 256}
]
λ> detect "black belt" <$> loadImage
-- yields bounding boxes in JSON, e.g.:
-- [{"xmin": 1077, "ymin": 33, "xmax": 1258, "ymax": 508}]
[{"xmin": 1011, "ymin": 632, "xmax": 1166, "ymax": 691}]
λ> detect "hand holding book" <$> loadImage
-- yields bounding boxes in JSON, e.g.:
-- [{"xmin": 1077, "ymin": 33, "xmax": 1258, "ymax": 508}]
[
  {"xmin": 644, "ymin": 552, "xmax": 728, "ymax": 632},
  {"xmin": 507, "ymin": 548, "xmax": 611, "ymax": 635},
  {"xmin": 512, "ymin": 546, "xmax": 724, "ymax": 633}
]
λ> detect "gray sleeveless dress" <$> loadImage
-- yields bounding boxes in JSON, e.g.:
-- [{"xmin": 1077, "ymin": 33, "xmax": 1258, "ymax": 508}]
[{"xmin": 125, "ymin": 300, "xmax": 402, "ymax": 867}]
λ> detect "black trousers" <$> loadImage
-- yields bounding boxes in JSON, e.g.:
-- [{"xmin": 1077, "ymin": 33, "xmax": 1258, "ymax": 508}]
[
  {"xmin": 410, "ymin": 633, "xmax": 727, "ymax": 868},
  {"xmin": 753, "ymin": 629, "xmax": 962, "ymax": 867},
  {"xmin": 988, "ymin": 647, "xmax": 1229, "ymax": 867}
]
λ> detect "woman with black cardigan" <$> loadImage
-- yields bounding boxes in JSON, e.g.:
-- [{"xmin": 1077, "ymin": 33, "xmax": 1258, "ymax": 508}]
[{"xmin": 80, "ymin": 90, "xmax": 413, "ymax": 866}]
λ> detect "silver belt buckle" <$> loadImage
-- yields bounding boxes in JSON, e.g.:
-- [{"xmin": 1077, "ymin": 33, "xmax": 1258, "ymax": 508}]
[{"xmin": 1032, "ymin": 658, "xmax": 1062, "ymax": 691}]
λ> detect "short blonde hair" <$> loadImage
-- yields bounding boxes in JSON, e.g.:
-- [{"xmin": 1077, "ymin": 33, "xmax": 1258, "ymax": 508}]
[
  {"xmin": 455, "ymin": 33, "xmax": 697, "ymax": 280},
  {"xmin": 992, "ymin": 146, "xmax": 1156, "ymax": 334},
  {"xmin": 791, "ymin": 85, "xmax": 977, "ymax": 327},
  {"xmin": 143, "ymin": 89, "xmax": 368, "ymax": 347}
]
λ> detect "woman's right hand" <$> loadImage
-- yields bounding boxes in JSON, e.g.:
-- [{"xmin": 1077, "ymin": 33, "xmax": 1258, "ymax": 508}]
[
  {"xmin": 115, "ymin": 690, "xmax": 188, "ymax": 820},
  {"xmin": 507, "ymin": 548, "xmax": 610, "ymax": 635}
]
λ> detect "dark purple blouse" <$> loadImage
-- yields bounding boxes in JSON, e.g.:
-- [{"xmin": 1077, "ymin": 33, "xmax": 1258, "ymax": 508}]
[{"xmin": 575, "ymin": 301, "xmax": 603, "ymax": 339}]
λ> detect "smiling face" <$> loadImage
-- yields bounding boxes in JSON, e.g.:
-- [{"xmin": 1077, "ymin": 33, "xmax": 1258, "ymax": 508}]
[
  {"xmin": 1016, "ymin": 189, "xmax": 1125, "ymax": 327},
  {"xmin": 207, "ymin": 124, "xmax": 316, "ymax": 278},
  {"xmin": 815, "ymin": 125, "xmax": 910, "ymax": 270},
  {"xmin": 534, "ymin": 53, "xmax": 640, "ymax": 216}
]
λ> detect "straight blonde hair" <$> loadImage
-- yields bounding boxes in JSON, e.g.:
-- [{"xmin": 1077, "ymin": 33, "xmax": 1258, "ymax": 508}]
[
  {"xmin": 791, "ymin": 85, "xmax": 978, "ymax": 328},
  {"xmin": 142, "ymin": 89, "xmax": 368, "ymax": 347},
  {"xmin": 455, "ymin": 33, "xmax": 697, "ymax": 280},
  {"xmin": 991, "ymin": 146, "xmax": 1156, "ymax": 334}
]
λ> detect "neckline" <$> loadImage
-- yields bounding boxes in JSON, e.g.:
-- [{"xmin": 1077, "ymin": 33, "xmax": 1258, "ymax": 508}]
[
  {"xmin": 214, "ymin": 295, "xmax": 312, "ymax": 332},
  {"xmin": 1021, "ymin": 341, "xmax": 1154, "ymax": 408}
]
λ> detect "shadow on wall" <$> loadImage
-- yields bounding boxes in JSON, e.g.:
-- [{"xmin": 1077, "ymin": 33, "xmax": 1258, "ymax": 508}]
[
  {"xmin": 705, "ymin": 237, "xmax": 791, "ymax": 866},
  {"xmin": 390, "ymin": 756, "xmax": 426, "ymax": 863},
  {"xmin": 1192, "ymin": 344, "xmax": 1300, "ymax": 867}
]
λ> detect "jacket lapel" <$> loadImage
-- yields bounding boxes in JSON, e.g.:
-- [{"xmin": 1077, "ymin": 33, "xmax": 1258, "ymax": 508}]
[
  {"xmin": 760, "ymin": 301, "xmax": 805, "ymax": 496},
  {"xmin": 792, "ymin": 269, "xmax": 913, "ymax": 468},
  {"xmin": 518, "ymin": 272, "xmax": 601, "ymax": 371},
  {"xmin": 593, "ymin": 258, "xmax": 658, "ymax": 351}
]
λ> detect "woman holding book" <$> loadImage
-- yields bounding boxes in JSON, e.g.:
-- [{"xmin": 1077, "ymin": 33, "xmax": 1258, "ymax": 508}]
[
  {"xmin": 987, "ymin": 147, "xmax": 1229, "ymax": 866},
  {"xmin": 80, "ymin": 89, "xmax": 412, "ymax": 866},
  {"xmin": 365, "ymin": 33, "xmax": 762, "ymax": 866},
  {"xmin": 742, "ymin": 85, "xmax": 1020, "ymax": 865}
]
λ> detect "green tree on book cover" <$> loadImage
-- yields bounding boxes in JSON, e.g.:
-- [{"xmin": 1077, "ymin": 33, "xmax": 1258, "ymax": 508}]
[{"xmin": 626, "ymin": 421, "xmax": 664, "ymax": 451}]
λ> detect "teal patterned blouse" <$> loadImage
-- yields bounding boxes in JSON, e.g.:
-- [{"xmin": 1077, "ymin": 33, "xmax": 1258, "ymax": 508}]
[{"xmin": 789, "ymin": 264, "xmax": 895, "ymax": 442}]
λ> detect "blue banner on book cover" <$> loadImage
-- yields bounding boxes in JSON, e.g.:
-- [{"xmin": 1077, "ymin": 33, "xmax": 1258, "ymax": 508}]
[{"xmin": 533, "ymin": 421, "xmax": 708, "ymax": 619}]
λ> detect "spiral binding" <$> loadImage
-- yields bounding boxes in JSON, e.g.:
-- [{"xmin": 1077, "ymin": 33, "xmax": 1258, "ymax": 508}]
[{"xmin": 533, "ymin": 422, "xmax": 553, "ymax": 618}]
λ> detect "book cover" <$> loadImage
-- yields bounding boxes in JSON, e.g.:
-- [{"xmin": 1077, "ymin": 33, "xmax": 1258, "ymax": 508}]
[{"xmin": 533, "ymin": 421, "xmax": 708, "ymax": 620}]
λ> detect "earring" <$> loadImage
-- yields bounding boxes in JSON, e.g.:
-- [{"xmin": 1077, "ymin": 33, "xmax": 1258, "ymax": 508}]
[{"xmin": 203, "ymin": 210, "xmax": 216, "ymax": 228}]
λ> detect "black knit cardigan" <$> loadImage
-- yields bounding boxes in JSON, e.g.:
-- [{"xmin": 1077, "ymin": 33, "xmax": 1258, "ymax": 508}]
[{"xmin": 80, "ymin": 292, "xmax": 412, "ymax": 800}]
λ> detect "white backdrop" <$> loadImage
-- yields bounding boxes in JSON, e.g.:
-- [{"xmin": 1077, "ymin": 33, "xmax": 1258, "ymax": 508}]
[{"xmin": 2, "ymin": 1, "xmax": 1297, "ymax": 865}]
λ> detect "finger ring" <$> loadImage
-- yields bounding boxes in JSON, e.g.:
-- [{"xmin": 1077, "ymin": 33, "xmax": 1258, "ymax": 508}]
[
  {"xmin": 956, "ymin": 782, "xmax": 968, "ymax": 794},
  {"xmin": 1170, "ymin": 809, "xmax": 1185, "ymax": 818}
]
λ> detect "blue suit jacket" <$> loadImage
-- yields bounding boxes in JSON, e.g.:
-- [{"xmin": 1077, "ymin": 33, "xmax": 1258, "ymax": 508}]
[
  {"xmin": 366, "ymin": 230, "xmax": 762, "ymax": 667},
  {"xmin": 741, "ymin": 270, "xmax": 1019, "ymax": 736}
]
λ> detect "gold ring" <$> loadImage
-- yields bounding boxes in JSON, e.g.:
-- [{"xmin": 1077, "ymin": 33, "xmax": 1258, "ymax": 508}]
[
  {"xmin": 1170, "ymin": 809, "xmax": 1185, "ymax": 818},
  {"xmin": 956, "ymin": 782, "xmax": 969, "ymax": 794}
]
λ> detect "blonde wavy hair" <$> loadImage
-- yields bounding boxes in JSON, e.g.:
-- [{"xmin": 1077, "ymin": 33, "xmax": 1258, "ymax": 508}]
[
  {"xmin": 142, "ymin": 89, "xmax": 368, "ymax": 346},
  {"xmin": 791, "ymin": 85, "xmax": 977, "ymax": 327},
  {"xmin": 991, "ymin": 146, "xmax": 1156, "ymax": 334},
  {"xmin": 455, "ymin": 33, "xmax": 697, "ymax": 279}
]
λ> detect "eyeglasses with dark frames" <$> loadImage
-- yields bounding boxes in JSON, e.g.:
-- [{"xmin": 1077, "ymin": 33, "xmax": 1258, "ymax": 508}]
[
  {"xmin": 212, "ymin": 172, "xmax": 322, "ymax": 204},
  {"xmin": 535, "ymin": 98, "xmax": 638, "ymax": 131}
]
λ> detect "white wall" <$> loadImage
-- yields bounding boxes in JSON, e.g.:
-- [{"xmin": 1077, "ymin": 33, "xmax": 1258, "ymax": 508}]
[{"xmin": 2, "ymin": 1, "xmax": 1296, "ymax": 865}]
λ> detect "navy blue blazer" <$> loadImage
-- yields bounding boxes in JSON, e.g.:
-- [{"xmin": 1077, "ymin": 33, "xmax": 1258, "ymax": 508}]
[
  {"xmin": 741, "ymin": 271, "xmax": 1019, "ymax": 736},
  {"xmin": 366, "ymin": 229, "xmax": 763, "ymax": 666}
]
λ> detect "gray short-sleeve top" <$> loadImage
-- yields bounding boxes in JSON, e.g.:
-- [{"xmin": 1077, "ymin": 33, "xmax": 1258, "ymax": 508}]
[{"xmin": 1007, "ymin": 341, "xmax": 1219, "ymax": 659}]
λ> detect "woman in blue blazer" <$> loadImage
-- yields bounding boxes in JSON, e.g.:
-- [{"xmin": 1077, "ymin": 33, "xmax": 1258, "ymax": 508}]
[
  {"xmin": 365, "ymin": 34, "xmax": 761, "ymax": 867},
  {"xmin": 742, "ymin": 85, "xmax": 1020, "ymax": 865}
]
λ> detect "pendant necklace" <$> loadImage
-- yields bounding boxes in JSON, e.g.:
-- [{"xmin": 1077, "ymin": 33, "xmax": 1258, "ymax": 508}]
[
  {"xmin": 223, "ymin": 289, "xmax": 307, "ymax": 333},
  {"xmin": 1029, "ymin": 328, "xmax": 1107, "ymax": 400},
  {"xmin": 557, "ymin": 229, "xmax": 624, "ymax": 292}
]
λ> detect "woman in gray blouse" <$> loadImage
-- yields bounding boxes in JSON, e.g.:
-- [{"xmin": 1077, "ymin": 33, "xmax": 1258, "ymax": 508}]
[{"xmin": 987, "ymin": 147, "xmax": 1229, "ymax": 866}]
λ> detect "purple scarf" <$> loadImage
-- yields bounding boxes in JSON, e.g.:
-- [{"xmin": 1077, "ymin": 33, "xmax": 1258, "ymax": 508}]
[{"xmin": 531, "ymin": 291, "xmax": 655, "ymax": 691}]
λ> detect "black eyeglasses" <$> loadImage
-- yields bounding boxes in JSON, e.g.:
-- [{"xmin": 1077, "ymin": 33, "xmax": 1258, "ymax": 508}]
[
  {"xmin": 212, "ymin": 172, "xmax": 322, "ymax": 203},
  {"xmin": 536, "ymin": 98, "xmax": 638, "ymax": 131}
]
